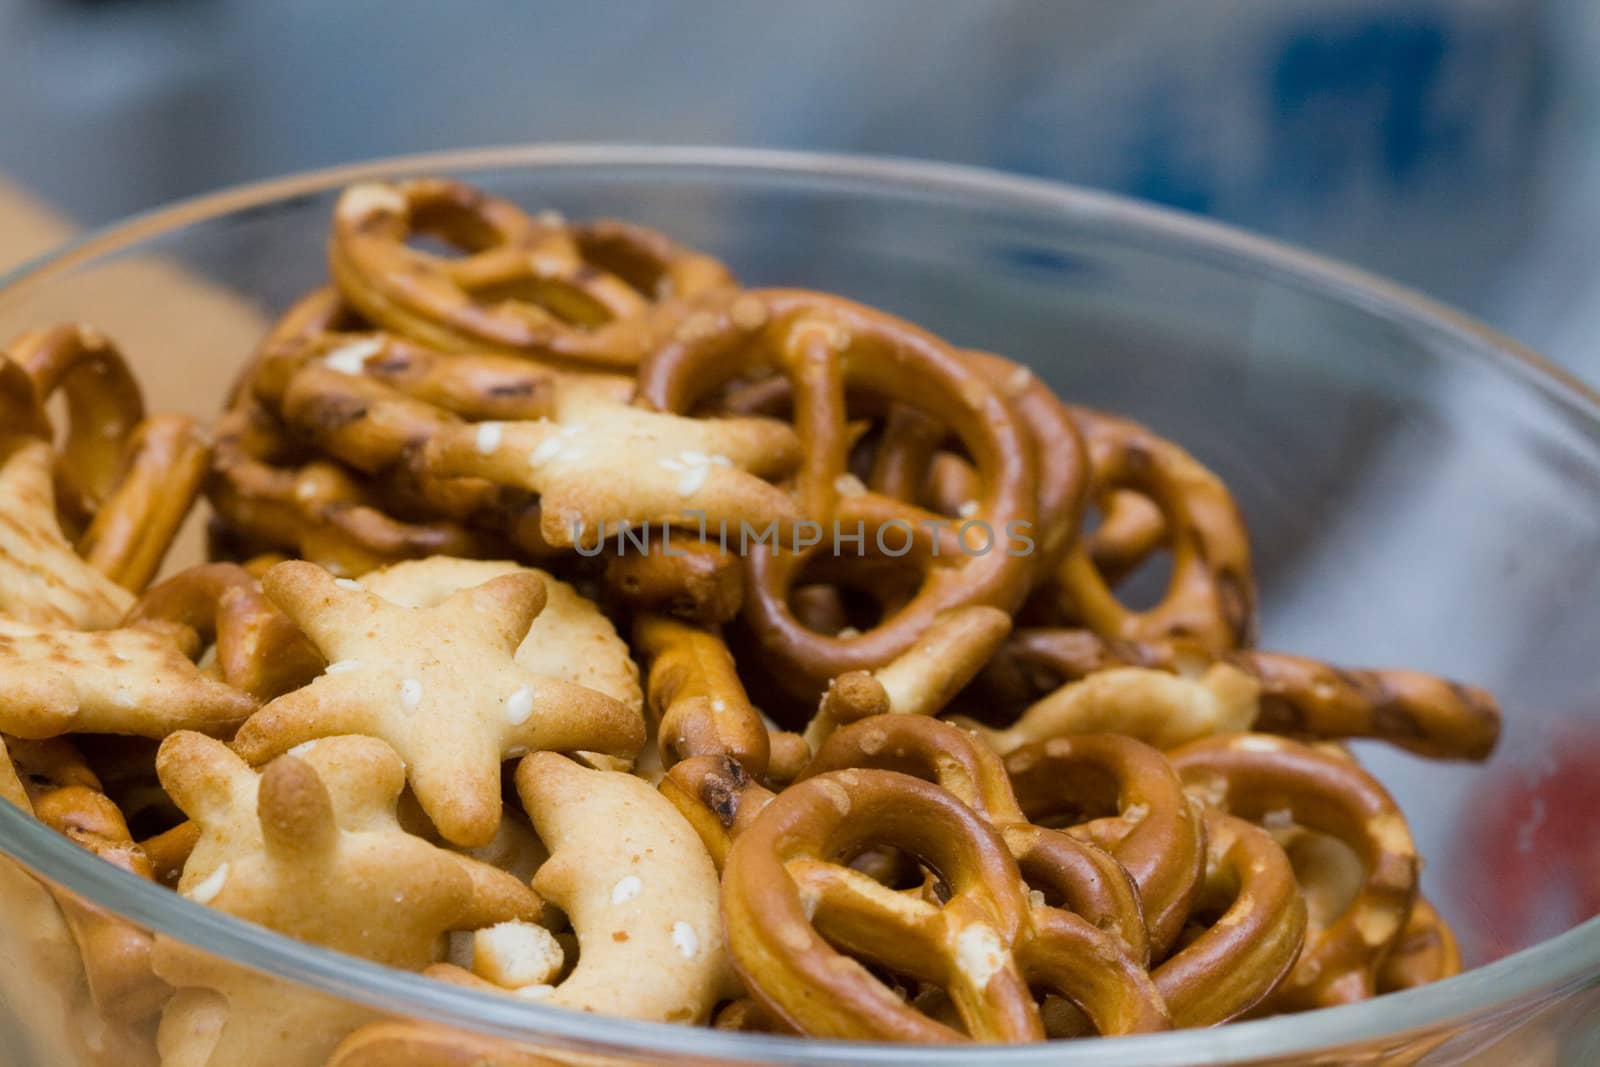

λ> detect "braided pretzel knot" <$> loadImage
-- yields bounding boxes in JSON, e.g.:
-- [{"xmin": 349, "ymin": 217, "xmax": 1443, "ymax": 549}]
[
  {"xmin": 7, "ymin": 737, "xmax": 169, "ymax": 1022},
  {"xmin": 722, "ymin": 768, "xmax": 1170, "ymax": 1041},
  {"xmin": 327, "ymin": 179, "xmax": 734, "ymax": 367},
  {"xmin": 1050, "ymin": 407, "xmax": 1256, "ymax": 651},
  {"xmin": 638, "ymin": 289, "xmax": 1038, "ymax": 696},
  {"xmin": 1168, "ymin": 734, "xmax": 1418, "ymax": 1010}
]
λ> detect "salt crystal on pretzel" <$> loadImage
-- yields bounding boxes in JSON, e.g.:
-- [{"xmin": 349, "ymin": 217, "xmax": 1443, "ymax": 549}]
[
  {"xmin": 0, "ymin": 437, "xmax": 134, "ymax": 628},
  {"xmin": 152, "ymin": 735, "xmax": 543, "ymax": 1067},
  {"xmin": 357, "ymin": 556, "xmax": 642, "ymax": 718},
  {"xmin": 0, "ymin": 614, "xmax": 256, "ymax": 739},
  {"xmin": 230, "ymin": 560, "xmax": 643, "ymax": 845},
  {"xmin": 425, "ymin": 375, "xmax": 802, "ymax": 548}
]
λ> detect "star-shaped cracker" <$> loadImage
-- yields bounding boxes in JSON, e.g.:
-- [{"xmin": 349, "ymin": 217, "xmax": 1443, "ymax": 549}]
[
  {"xmin": 0, "ymin": 437, "xmax": 133, "ymax": 629},
  {"xmin": 153, "ymin": 735, "xmax": 542, "ymax": 1067},
  {"xmin": 0, "ymin": 616, "xmax": 257, "ymax": 739},
  {"xmin": 424, "ymin": 377, "xmax": 802, "ymax": 547},
  {"xmin": 231, "ymin": 561, "xmax": 644, "ymax": 845}
]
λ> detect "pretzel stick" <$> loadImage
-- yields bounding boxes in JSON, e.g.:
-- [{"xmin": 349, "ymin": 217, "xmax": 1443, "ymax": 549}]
[
  {"xmin": 78, "ymin": 414, "xmax": 210, "ymax": 592},
  {"xmin": 634, "ymin": 613, "xmax": 771, "ymax": 778}
]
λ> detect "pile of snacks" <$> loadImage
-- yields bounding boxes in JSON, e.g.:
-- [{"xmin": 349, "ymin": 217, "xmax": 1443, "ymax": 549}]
[{"xmin": 0, "ymin": 177, "xmax": 1498, "ymax": 1065}]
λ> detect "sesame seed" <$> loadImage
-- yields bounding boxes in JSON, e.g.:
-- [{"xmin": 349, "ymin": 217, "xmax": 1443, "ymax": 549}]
[
  {"xmin": 610, "ymin": 875, "xmax": 642, "ymax": 904},
  {"xmin": 399, "ymin": 679, "xmax": 424, "ymax": 711},
  {"xmin": 514, "ymin": 984, "xmax": 555, "ymax": 1000},
  {"xmin": 709, "ymin": 454, "xmax": 732, "ymax": 467},
  {"xmin": 288, "ymin": 741, "xmax": 319, "ymax": 758},
  {"xmin": 111, "ymin": 688, "xmax": 136, "ymax": 709},
  {"xmin": 325, "ymin": 660, "xmax": 362, "ymax": 675},
  {"xmin": 188, "ymin": 863, "xmax": 229, "ymax": 905},
  {"xmin": 730, "ymin": 296, "xmax": 768, "ymax": 330},
  {"xmin": 475, "ymin": 422, "xmax": 504, "ymax": 455},
  {"xmin": 334, "ymin": 578, "xmax": 364, "ymax": 591},
  {"xmin": 339, "ymin": 183, "xmax": 407, "ymax": 220},
  {"xmin": 957, "ymin": 500, "xmax": 979, "ymax": 519},
  {"xmin": 833, "ymin": 474, "xmax": 867, "ymax": 497},
  {"xmin": 681, "ymin": 450, "xmax": 708, "ymax": 465},
  {"xmin": 671, "ymin": 921, "xmax": 699, "ymax": 959},
  {"xmin": 505, "ymin": 686, "xmax": 535, "ymax": 725},
  {"xmin": 528, "ymin": 438, "xmax": 565, "ymax": 468},
  {"xmin": 506, "ymin": 746, "xmax": 529, "ymax": 759},
  {"xmin": 1006, "ymin": 365, "xmax": 1033, "ymax": 393},
  {"xmin": 658, "ymin": 457, "xmax": 686, "ymax": 472}
]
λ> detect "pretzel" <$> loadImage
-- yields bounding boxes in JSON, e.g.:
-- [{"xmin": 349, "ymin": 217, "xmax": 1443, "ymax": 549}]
[
  {"xmin": 153, "ymin": 734, "xmax": 543, "ymax": 1067},
  {"xmin": 230, "ymin": 561, "xmax": 643, "ymax": 845},
  {"xmin": 991, "ymin": 629, "xmax": 1500, "ymax": 760},
  {"xmin": 955, "ymin": 663, "xmax": 1259, "ymax": 754},
  {"xmin": 5, "ymin": 323, "xmax": 146, "ymax": 514},
  {"xmin": 327, "ymin": 179, "xmax": 733, "ymax": 368},
  {"xmin": 603, "ymin": 537, "xmax": 745, "ymax": 624},
  {"xmin": 1005, "ymin": 734, "xmax": 1205, "ymax": 959},
  {"xmin": 1049, "ymin": 407, "xmax": 1255, "ymax": 650},
  {"xmin": 7, "ymin": 736, "xmax": 171, "ymax": 1022},
  {"xmin": 0, "ymin": 436, "xmax": 135, "ymax": 628},
  {"xmin": 1149, "ymin": 810, "xmax": 1306, "ymax": 1025},
  {"xmin": 1167, "ymin": 733, "xmax": 1419, "ymax": 1009},
  {"xmin": 424, "ymin": 373, "xmax": 803, "ymax": 549},
  {"xmin": 1376, "ymin": 897, "xmax": 1460, "ymax": 992},
  {"xmin": 722, "ymin": 768, "xmax": 1170, "ymax": 1040},
  {"xmin": 639, "ymin": 289, "xmax": 1038, "ymax": 695},
  {"xmin": 74, "ymin": 414, "xmax": 211, "ymax": 593},
  {"xmin": 0, "ymin": 614, "xmax": 256, "ymax": 739},
  {"xmin": 802, "ymin": 715, "xmax": 1149, "ymax": 965},
  {"xmin": 634, "ymin": 613, "xmax": 772, "ymax": 778},
  {"xmin": 801, "ymin": 605, "xmax": 1013, "ymax": 752}
]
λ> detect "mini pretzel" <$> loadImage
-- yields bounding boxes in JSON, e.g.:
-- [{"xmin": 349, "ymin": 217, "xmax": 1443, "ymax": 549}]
[
  {"xmin": 327, "ymin": 179, "xmax": 733, "ymax": 368},
  {"xmin": 1005, "ymin": 734, "xmax": 1205, "ymax": 959},
  {"xmin": 802, "ymin": 605, "xmax": 1013, "ymax": 751},
  {"xmin": 0, "ymin": 436, "xmax": 135, "ymax": 628},
  {"xmin": 1149, "ymin": 810, "xmax": 1306, "ymax": 1026},
  {"xmin": 0, "ymin": 615, "xmax": 257, "ymax": 739},
  {"xmin": 125, "ymin": 563, "xmax": 324, "ymax": 703},
  {"xmin": 230, "ymin": 561, "xmax": 641, "ymax": 845},
  {"xmin": 1376, "ymin": 897, "xmax": 1460, "ymax": 992},
  {"xmin": 153, "ymin": 735, "xmax": 541, "ymax": 1067},
  {"xmin": 357, "ymin": 556, "xmax": 643, "ymax": 718},
  {"xmin": 7, "ymin": 736, "xmax": 170, "ymax": 1022},
  {"xmin": 5, "ymin": 323, "xmax": 146, "ymax": 513},
  {"xmin": 954, "ymin": 663, "xmax": 1259, "ymax": 754},
  {"xmin": 1167, "ymin": 733, "xmax": 1419, "ymax": 1009},
  {"xmin": 639, "ymin": 290, "xmax": 1039, "ymax": 696},
  {"xmin": 1050, "ymin": 407, "xmax": 1255, "ymax": 650},
  {"xmin": 424, "ymin": 373, "xmax": 803, "ymax": 549},
  {"xmin": 803, "ymin": 715, "xmax": 1149, "ymax": 965},
  {"xmin": 603, "ymin": 537, "xmax": 745, "ymax": 624},
  {"xmin": 634, "ymin": 613, "xmax": 772, "ymax": 778},
  {"xmin": 75, "ymin": 414, "xmax": 211, "ymax": 593},
  {"xmin": 722, "ymin": 768, "xmax": 1169, "ymax": 1040},
  {"xmin": 992, "ymin": 629, "xmax": 1500, "ymax": 760}
]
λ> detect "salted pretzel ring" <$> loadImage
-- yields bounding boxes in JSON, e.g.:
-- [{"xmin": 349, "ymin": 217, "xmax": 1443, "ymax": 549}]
[
  {"xmin": 638, "ymin": 289, "xmax": 1038, "ymax": 695},
  {"xmin": 722, "ymin": 767, "xmax": 1169, "ymax": 1041},
  {"xmin": 328, "ymin": 179, "xmax": 733, "ymax": 367},
  {"xmin": 1004, "ymin": 734, "xmax": 1206, "ymax": 960},
  {"xmin": 1049, "ymin": 406, "xmax": 1256, "ymax": 651},
  {"xmin": 7, "ymin": 737, "xmax": 169, "ymax": 1023},
  {"xmin": 1167, "ymin": 733, "xmax": 1419, "ymax": 1010},
  {"xmin": 125, "ymin": 563, "xmax": 324, "ymax": 702},
  {"xmin": 803, "ymin": 715, "xmax": 1150, "ymax": 965},
  {"xmin": 5, "ymin": 324, "xmax": 146, "ymax": 515},
  {"xmin": 991, "ymin": 628, "xmax": 1499, "ymax": 760}
]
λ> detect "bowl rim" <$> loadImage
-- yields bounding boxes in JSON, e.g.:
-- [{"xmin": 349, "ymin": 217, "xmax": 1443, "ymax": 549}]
[{"xmin": 1, "ymin": 143, "xmax": 1596, "ymax": 1065}]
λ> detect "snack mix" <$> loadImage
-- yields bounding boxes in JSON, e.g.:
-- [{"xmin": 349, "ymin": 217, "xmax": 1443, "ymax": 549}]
[{"xmin": 0, "ymin": 178, "xmax": 1499, "ymax": 1065}]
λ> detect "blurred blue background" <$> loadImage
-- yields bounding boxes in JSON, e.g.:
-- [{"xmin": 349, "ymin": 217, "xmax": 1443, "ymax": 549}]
[{"xmin": 0, "ymin": 0, "xmax": 1597, "ymax": 384}]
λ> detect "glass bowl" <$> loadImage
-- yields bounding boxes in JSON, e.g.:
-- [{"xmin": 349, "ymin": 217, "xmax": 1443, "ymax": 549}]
[{"xmin": 0, "ymin": 146, "xmax": 1596, "ymax": 1067}]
